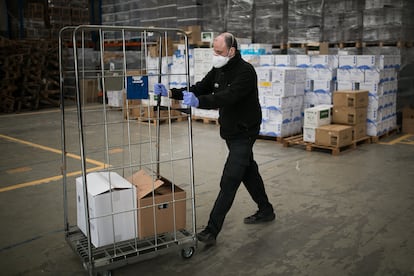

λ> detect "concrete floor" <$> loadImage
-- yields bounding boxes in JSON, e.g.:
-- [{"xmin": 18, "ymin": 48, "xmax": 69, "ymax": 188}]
[{"xmin": 1, "ymin": 106, "xmax": 414, "ymax": 276}]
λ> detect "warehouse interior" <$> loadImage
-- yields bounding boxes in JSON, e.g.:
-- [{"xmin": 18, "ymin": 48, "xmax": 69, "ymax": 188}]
[{"xmin": 1, "ymin": 0, "xmax": 414, "ymax": 275}]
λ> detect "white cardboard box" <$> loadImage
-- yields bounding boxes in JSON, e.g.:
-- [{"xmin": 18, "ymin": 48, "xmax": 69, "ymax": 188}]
[
  {"xmin": 275, "ymin": 55, "xmax": 296, "ymax": 67},
  {"xmin": 271, "ymin": 67, "xmax": 297, "ymax": 83},
  {"xmin": 304, "ymin": 105, "xmax": 332, "ymax": 127},
  {"xmin": 259, "ymin": 55, "xmax": 275, "ymax": 66},
  {"xmin": 107, "ymin": 90, "xmax": 124, "ymax": 107},
  {"xmin": 311, "ymin": 55, "xmax": 338, "ymax": 69},
  {"xmin": 255, "ymin": 67, "xmax": 273, "ymax": 82},
  {"xmin": 303, "ymin": 126, "xmax": 317, "ymax": 143},
  {"xmin": 76, "ymin": 172, "xmax": 137, "ymax": 248},
  {"xmin": 359, "ymin": 82, "xmax": 383, "ymax": 96},
  {"xmin": 338, "ymin": 55, "xmax": 357, "ymax": 69}
]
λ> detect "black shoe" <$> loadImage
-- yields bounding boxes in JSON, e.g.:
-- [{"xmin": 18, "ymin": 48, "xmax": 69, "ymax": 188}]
[
  {"xmin": 244, "ymin": 211, "xmax": 276, "ymax": 224},
  {"xmin": 197, "ymin": 228, "xmax": 216, "ymax": 246}
]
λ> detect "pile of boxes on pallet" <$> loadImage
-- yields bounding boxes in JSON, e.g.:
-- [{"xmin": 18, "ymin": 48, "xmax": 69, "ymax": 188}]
[
  {"xmin": 101, "ymin": 36, "xmax": 399, "ymax": 137},
  {"xmin": 76, "ymin": 170, "xmax": 186, "ymax": 248},
  {"xmin": 255, "ymin": 65, "xmax": 306, "ymax": 137},
  {"xmin": 336, "ymin": 55, "xmax": 399, "ymax": 136},
  {"xmin": 242, "ymin": 45, "xmax": 399, "ymax": 139},
  {"xmin": 303, "ymin": 90, "xmax": 369, "ymax": 148}
]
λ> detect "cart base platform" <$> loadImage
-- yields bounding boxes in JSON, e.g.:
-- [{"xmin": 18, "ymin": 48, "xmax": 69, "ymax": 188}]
[{"xmin": 66, "ymin": 226, "xmax": 197, "ymax": 274}]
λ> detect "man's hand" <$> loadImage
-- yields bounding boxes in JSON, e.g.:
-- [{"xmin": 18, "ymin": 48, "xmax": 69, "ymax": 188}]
[
  {"xmin": 153, "ymin": 83, "xmax": 168, "ymax": 96},
  {"xmin": 183, "ymin": 91, "xmax": 199, "ymax": 107}
]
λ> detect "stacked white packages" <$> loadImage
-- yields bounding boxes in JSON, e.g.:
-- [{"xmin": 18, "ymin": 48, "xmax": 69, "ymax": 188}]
[
  {"xmin": 255, "ymin": 66, "xmax": 306, "ymax": 137},
  {"xmin": 191, "ymin": 48, "xmax": 218, "ymax": 119},
  {"xmin": 303, "ymin": 55, "xmax": 338, "ymax": 108},
  {"xmin": 337, "ymin": 55, "xmax": 399, "ymax": 136},
  {"xmin": 147, "ymin": 49, "xmax": 399, "ymax": 137}
]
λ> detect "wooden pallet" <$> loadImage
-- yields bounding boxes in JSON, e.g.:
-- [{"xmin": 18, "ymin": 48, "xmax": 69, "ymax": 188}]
[
  {"xmin": 362, "ymin": 41, "xmax": 413, "ymax": 48},
  {"xmin": 257, "ymin": 132, "xmax": 303, "ymax": 143},
  {"xmin": 137, "ymin": 116, "xmax": 183, "ymax": 125},
  {"xmin": 192, "ymin": 116, "xmax": 219, "ymax": 125},
  {"xmin": 283, "ymin": 134, "xmax": 371, "ymax": 155},
  {"xmin": 370, "ymin": 128, "xmax": 399, "ymax": 143},
  {"xmin": 281, "ymin": 134, "xmax": 306, "ymax": 146}
]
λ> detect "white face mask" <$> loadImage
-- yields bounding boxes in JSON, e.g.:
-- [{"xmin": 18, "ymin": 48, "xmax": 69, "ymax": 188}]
[{"xmin": 212, "ymin": 54, "xmax": 230, "ymax": 68}]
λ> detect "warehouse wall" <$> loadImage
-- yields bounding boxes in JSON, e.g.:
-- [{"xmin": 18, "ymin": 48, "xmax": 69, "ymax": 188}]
[{"xmin": 0, "ymin": 0, "xmax": 7, "ymax": 35}]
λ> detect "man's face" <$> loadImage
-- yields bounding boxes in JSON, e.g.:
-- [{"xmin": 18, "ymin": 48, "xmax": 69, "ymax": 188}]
[{"xmin": 213, "ymin": 35, "xmax": 231, "ymax": 57}]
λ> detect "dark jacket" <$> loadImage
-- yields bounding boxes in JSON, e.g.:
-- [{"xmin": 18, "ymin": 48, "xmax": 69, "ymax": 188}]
[{"xmin": 171, "ymin": 51, "xmax": 262, "ymax": 140}]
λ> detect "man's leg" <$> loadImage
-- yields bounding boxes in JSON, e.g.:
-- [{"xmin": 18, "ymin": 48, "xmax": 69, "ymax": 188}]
[
  {"xmin": 242, "ymin": 138, "xmax": 275, "ymax": 224},
  {"xmin": 242, "ymin": 154, "xmax": 273, "ymax": 214},
  {"xmin": 203, "ymin": 138, "xmax": 251, "ymax": 237}
]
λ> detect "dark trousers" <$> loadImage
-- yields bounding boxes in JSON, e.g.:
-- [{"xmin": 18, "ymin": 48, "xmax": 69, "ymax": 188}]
[{"xmin": 206, "ymin": 137, "xmax": 273, "ymax": 237}]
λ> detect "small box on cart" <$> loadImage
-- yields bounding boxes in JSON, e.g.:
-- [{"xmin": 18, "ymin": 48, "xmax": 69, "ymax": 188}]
[
  {"xmin": 76, "ymin": 172, "xmax": 137, "ymax": 248},
  {"xmin": 128, "ymin": 169, "xmax": 187, "ymax": 239}
]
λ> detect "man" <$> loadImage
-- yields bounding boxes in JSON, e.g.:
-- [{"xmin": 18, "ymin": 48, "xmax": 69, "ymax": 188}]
[{"xmin": 154, "ymin": 32, "xmax": 275, "ymax": 246}]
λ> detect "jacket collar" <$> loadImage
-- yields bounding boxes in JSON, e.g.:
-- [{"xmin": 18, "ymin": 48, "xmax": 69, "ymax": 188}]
[{"xmin": 220, "ymin": 51, "xmax": 242, "ymax": 71}]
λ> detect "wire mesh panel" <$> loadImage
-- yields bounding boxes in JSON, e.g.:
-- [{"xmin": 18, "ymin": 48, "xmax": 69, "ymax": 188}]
[{"xmin": 59, "ymin": 25, "xmax": 196, "ymax": 275}]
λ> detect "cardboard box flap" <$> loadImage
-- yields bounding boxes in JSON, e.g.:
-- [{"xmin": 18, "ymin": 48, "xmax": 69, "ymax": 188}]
[
  {"xmin": 85, "ymin": 172, "xmax": 133, "ymax": 196},
  {"xmin": 127, "ymin": 169, "xmax": 165, "ymax": 199}
]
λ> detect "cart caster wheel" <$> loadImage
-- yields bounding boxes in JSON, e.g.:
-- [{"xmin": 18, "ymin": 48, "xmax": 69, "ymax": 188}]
[{"xmin": 181, "ymin": 247, "xmax": 195, "ymax": 259}]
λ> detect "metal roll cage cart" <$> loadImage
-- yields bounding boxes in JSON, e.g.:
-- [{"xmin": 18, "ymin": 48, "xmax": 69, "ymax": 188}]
[{"xmin": 59, "ymin": 25, "xmax": 196, "ymax": 275}]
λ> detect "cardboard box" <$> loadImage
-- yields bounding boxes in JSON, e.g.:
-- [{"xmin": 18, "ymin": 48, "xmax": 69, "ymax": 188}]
[
  {"xmin": 304, "ymin": 105, "xmax": 332, "ymax": 127},
  {"xmin": 107, "ymin": 90, "xmax": 124, "ymax": 107},
  {"xmin": 127, "ymin": 170, "xmax": 186, "ymax": 238},
  {"xmin": 402, "ymin": 107, "xmax": 414, "ymax": 134},
  {"xmin": 76, "ymin": 172, "xmax": 137, "ymax": 248},
  {"xmin": 183, "ymin": 25, "xmax": 201, "ymax": 45},
  {"xmin": 123, "ymin": 99, "xmax": 141, "ymax": 119},
  {"xmin": 332, "ymin": 106, "xmax": 367, "ymax": 125},
  {"xmin": 316, "ymin": 124, "xmax": 353, "ymax": 147},
  {"xmin": 148, "ymin": 38, "xmax": 174, "ymax": 57},
  {"xmin": 338, "ymin": 55, "xmax": 357, "ymax": 69},
  {"xmin": 80, "ymin": 79, "xmax": 99, "ymax": 103},
  {"xmin": 353, "ymin": 123, "xmax": 367, "ymax": 140},
  {"xmin": 303, "ymin": 126, "xmax": 316, "ymax": 143},
  {"xmin": 333, "ymin": 90, "xmax": 369, "ymax": 108}
]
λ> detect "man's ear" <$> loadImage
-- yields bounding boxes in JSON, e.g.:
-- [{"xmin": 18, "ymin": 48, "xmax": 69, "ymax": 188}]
[{"xmin": 230, "ymin": 47, "xmax": 235, "ymax": 57}]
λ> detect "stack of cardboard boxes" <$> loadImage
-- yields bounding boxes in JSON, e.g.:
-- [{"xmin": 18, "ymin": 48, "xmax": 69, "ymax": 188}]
[
  {"xmin": 332, "ymin": 90, "xmax": 369, "ymax": 141},
  {"xmin": 303, "ymin": 90, "xmax": 369, "ymax": 148},
  {"xmin": 303, "ymin": 105, "xmax": 332, "ymax": 143}
]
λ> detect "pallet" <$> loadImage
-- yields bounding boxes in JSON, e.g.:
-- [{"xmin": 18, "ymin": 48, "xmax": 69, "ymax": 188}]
[
  {"xmin": 257, "ymin": 135, "xmax": 278, "ymax": 142},
  {"xmin": 282, "ymin": 134, "xmax": 308, "ymax": 147},
  {"xmin": 362, "ymin": 41, "xmax": 413, "ymax": 48},
  {"xmin": 257, "ymin": 132, "xmax": 304, "ymax": 142},
  {"xmin": 306, "ymin": 136, "xmax": 371, "ymax": 156},
  {"xmin": 283, "ymin": 134, "xmax": 371, "ymax": 156},
  {"xmin": 137, "ymin": 117, "xmax": 183, "ymax": 125},
  {"xmin": 370, "ymin": 128, "xmax": 399, "ymax": 143},
  {"xmin": 192, "ymin": 116, "xmax": 219, "ymax": 125}
]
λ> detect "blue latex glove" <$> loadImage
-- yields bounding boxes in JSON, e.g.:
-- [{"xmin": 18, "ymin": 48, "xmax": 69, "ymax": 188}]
[
  {"xmin": 183, "ymin": 91, "xmax": 199, "ymax": 107},
  {"xmin": 153, "ymin": 83, "xmax": 168, "ymax": 96}
]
